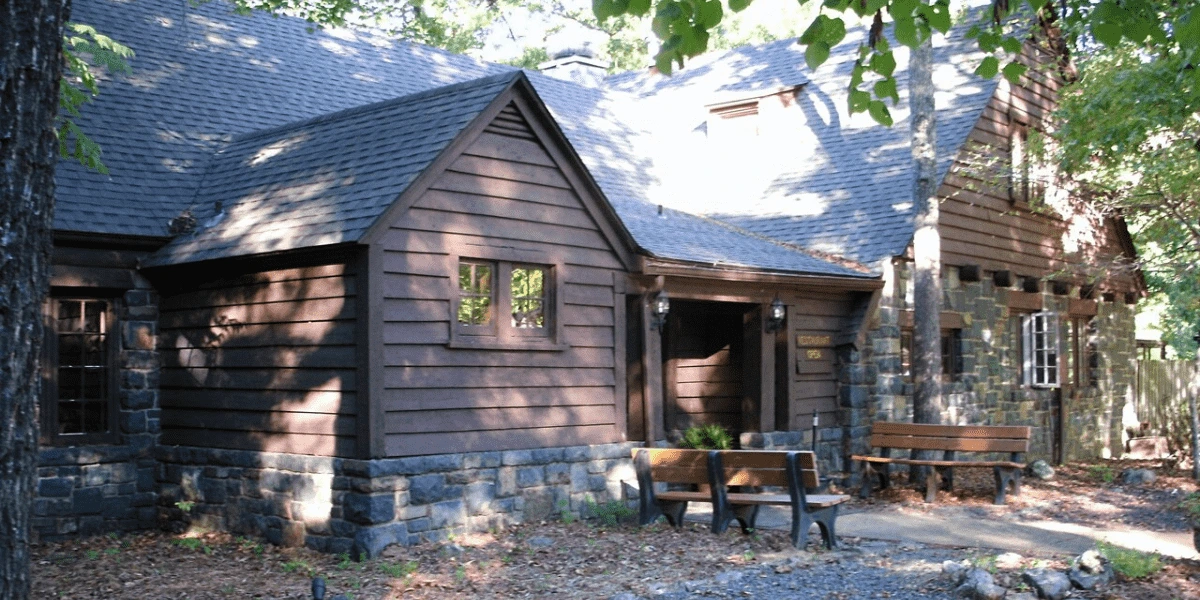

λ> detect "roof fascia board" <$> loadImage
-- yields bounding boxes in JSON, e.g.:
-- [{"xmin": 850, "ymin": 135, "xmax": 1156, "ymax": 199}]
[{"xmin": 639, "ymin": 258, "xmax": 882, "ymax": 291}]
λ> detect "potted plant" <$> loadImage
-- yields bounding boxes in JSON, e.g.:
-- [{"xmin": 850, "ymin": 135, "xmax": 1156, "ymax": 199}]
[{"xmin": 1178, "ymin": 492, "xmax": 1200, "ymax": 552}]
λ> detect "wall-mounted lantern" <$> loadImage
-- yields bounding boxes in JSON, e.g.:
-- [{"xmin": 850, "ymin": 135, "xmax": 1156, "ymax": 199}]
[
  {"xmin": 765, "ymin": 297, "xmax": 786, "ymax": 332},
  {"xmin": 650, "ymin": 290, "xmax": 670, "ymax": 331}
]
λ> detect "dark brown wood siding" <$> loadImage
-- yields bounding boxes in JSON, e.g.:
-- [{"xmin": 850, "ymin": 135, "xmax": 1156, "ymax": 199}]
[
  {"xmin": 788, "ymin": 295, "xmax": 848, "ymax": 429},
  {"xmin": 377, "ymin": 103, "xmax": 625, "ymax": 457},
  {"xmin": 158, "ymin": 261, "xmax": 359, "ymax": 457},
  {"xmin": 937, "ymin": 39, "xmax": 1137, "ymax": 292},
  {"xmin": 664, "ymin": 301, "xmax": 746, "ymax": 434}
]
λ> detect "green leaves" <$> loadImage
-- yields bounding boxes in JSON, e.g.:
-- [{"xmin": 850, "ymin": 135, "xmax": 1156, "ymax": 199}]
[
  {"xmin": 975, "ymin": 56, "xmax": 999, "ymax": 79},
  {"xmin": 1093, "ymin": 21, "xmax": 1123, "ymax": 47},
  {"xmin": 806, "ymin": 41, "xmax": 831, "ymax": 70},
  {"xmin": 799, "ymin": 14, "xmax": 846, "ymax": 69},
  {"xmin": 59, "ymin": 23, "xmax": 133, "ymax": 173},
  {"xmin": 867, "ymin": 100, "xmax": 893, "ymax": 125},
  {"xmin": 1001, "ymin": 61, "xmax": 1027, "ymax": 84}
]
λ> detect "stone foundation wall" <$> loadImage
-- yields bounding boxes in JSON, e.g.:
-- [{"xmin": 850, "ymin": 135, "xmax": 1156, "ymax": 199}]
[
  {"xmin": 847, "ymin": 262, "xmax": 1137, "ymax": 470},
  {"xmin": 33, "ymin": 289, "xmax": 161, "ymax": 541},
  {"xmin": 740, "ymin": 428, "xmax": 843, "ymax": 475},
  {"xmin": 157, "ymin": 443, "xmax": 640, "ymax": 558}
]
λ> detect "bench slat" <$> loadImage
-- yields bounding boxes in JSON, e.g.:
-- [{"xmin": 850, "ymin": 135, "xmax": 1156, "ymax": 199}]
[
  {"xmin": 727, "ymin": 492, "xmax": 848, "ymax": 508},
  {"xmin": 870, "ymin": 433, "xmax": 1030, "ymax": 454},
  {"xmin": 851, "ymin": 455, "xmax": 1024, "ymax": 469},
  {"xmin": 657, "ymin": 491, "xmax": 711, "ymax": 502},
  {"xmin": 870, "ymin": 422, "xmax": 1032, "ymax": 440}
]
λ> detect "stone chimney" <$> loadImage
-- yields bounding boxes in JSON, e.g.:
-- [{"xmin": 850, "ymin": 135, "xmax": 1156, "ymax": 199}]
[{"xmin": 538, "ymin": 44, "xmax": 610, "ymax": 87}]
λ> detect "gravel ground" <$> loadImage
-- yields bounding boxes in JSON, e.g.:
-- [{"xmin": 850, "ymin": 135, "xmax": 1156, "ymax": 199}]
[{"xmin": 641, "ymin": 542, "xmax": 962, "ymax": 600}]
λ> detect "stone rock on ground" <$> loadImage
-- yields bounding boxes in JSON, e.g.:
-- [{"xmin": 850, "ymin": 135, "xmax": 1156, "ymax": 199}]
[
  {"xmin": 954, "ymin": 567, "xmax": 1007, "ymax": 600},
  {"xmin": 994, "ymin": 552, "xmax": 1023, "ymax": 569},
  {"xmin": 527, "ymin": 536, "xmax": 554, "ymax": 548},
  {"xmin": 943, "ymin": 560, "xmax": 969, "ymax": 581},
  {"xmin": 1068, "ymin": 549, "xmax": 1114, "ymax": 590},
  {"xmin": 1022, "ymin": 568, "xmax": 1072, "ymax": 600},
  {"xmin": 1026, "ymin": 460, "xmax": 1055, "ymax": 480},
  {"xmin": 1120, "ymin": 468, "xmax": 1156, "ymax": 485},
  {"xmin": 1006, "ymin": 594, "xmax": 1039, "ymax": 600}
]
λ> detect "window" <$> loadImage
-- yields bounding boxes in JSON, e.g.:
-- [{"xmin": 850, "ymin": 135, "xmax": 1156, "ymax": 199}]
[
  {"xmin": 43, "ymin": 298, "xmax": 118, "ymax": 444},
  {"xmin": 899, "ymin": 329, "xmax": 962, "ymax": 382},
  {"xmin": 452, "ymin": 258, "xmax": 559, "ymax": 349},
  {"xmin": 1022, "ymin": 311, "xmax": 1060, "ymax": 388},
  {"xmin": 1009, "ymin": 126, "xmax": 1030, "ymax": 204},
  {"xmin": 457, "ymin": 260, "xmax": 494, "ymax": 328},
  {"xmin": 510, "ymin": 266, "xmax": 547, "ymax": 332},
  {"xmin": 1066, "ymin": 317, "xmax": 1097, "ymax": 389},
  {"xmin": 1009, "ymin": 120, "xmax": 1045, "ymax": 206}
]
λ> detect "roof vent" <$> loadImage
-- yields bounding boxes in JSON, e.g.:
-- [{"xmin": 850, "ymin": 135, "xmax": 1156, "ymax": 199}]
[{"xmin": 539, "ymin": 41, "xmax": 609, "ymax": 87}]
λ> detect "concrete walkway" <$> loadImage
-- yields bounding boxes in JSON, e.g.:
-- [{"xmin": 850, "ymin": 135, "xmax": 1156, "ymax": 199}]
[{"xmin": 684, "ymin": 504, "xmax": 1199, "ymax": 559}]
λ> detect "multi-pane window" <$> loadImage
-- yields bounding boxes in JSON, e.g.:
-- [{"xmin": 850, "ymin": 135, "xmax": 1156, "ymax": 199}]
[
  {"xmin": 1066, "ymin": 317, "xmax": 1097, "ymax": 389},
  {"xmin": 899, "ymin": 329, "xmax": 962, "ymax": 382},
  {"xmin": 457, "ymin": 261, "xmax": 494, "ymax": 327},
  {"xmin": 1022, "ymin": 311, "xmax": 1060, "ymax": 388},
  {"xmin": 49, "ymin": 299, "xmax": 116, "ymax": 442},
  {"xmin": 1010, "ymin": 127, "xmax": 1030, "ymax": 204},
  {"xmin": 455, "ymin": 259, "xmax": 553, "ymax": 343},
  {"xmin": 510, "ymin": 266, "xmax": 547, "ymax": 330}
]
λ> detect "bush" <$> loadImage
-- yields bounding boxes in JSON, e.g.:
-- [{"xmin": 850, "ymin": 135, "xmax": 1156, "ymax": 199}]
[
  {"xmin": 584, "ymin": 498, "xmax": 636, "ymax": 527},
  {"xmin": 1179, "ymin": 492, "xmax": 1200, "ymax": 525},
  {"xmin": 678, "ymin": 424, "xmax": 734, "ymax": 450},
  {"xmin": 1087, "ymin": 464, "xmax": 1115, "ymax": 483},
  {"xmin": 1097, "ymin": 541, "xmax": 1162, "ymax": 579}
]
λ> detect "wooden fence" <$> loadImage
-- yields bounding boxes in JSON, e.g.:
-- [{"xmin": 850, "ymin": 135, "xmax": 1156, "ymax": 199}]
[{"xmin": 1135, "ymin": 360, "xmax": 1199, "ymax": 447}]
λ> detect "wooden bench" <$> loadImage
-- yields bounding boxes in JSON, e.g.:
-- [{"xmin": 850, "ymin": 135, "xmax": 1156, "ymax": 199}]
[
  {"xmin": 632, "ymin": 448, "xmax": 849, "ymax": 549},
  {"xmin": 851, "ymin": 422, "xmax": 1032, "ymax": 504}
]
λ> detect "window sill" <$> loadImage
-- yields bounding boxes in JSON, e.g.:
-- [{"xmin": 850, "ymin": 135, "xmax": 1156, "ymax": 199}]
[{"xmin": 447, "ymin": 337, "xmax": 568, "ymax": 352}]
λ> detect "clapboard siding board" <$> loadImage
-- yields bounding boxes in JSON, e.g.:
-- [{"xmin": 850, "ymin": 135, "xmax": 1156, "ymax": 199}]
[
  {"xmin": 664, "ymin": 302, "xmax": 746, "ymax": 433},
  {"xmin": 937, "ymin": 39, "xmax": 1136, "ymax": 291},
  {"xmin": 158, "ymin": 261, "xmax": 359, "ymax": 457},
  {"xmin": 378, "ymin": 104, "xmax": 624, "ymax": 456},
  {"xmin": 789, "ymin": 297, "xmax": 847, "ymax": 428}
]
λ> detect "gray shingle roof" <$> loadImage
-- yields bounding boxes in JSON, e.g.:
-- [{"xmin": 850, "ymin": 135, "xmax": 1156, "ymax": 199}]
[
  {"xmin": 526, "ymin": 72, "xmax": 872, "ymax": 278},
  {"xmin": 61, "ymin": 0, "xmax": 508, "ymax": 239},
  {"xmin": 64, "ymin": 0, "xmax": 997, "ymax": 280},
  {"xmin": 603, "ymin": 25, "xmax": 999, "ymax": 268},
  {"xmin": 143, "ymin": 72, "xmax": 520, "ymax": 266}
]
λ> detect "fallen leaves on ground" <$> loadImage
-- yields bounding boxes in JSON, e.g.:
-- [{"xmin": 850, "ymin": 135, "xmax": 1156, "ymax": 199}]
[{"xmin": 31, "ymin": 458, "xmax": 1200, "ymax": 599}]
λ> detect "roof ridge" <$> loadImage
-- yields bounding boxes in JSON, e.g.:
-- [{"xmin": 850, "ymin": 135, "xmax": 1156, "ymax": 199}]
[
  {"xmin": 668, "ymin": 206, "xmax": 875, "ymax": 275},
  {"xmin": 223, "ymin": 70, "xmax": 520, "ymax": 149}
]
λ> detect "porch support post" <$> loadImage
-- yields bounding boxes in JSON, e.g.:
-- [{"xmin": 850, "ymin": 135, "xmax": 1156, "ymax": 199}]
[
  {"xmin": 641, "ymin": 294, "xmax": 665, "ymax": 443},
  {"xmin": 759, "ymin": 303, "xmax": 776, "ymax": 433}
]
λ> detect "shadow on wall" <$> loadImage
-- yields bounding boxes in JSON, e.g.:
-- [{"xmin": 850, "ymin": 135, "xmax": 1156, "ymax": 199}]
[{"xmin": 153, "ymin": 252, "xmax": 357, "ymax": 543}]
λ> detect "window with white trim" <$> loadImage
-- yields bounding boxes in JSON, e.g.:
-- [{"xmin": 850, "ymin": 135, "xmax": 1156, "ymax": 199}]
[{"xmin": 1022, "ymin": 311, "xmax": 1060, "ymax": 388}]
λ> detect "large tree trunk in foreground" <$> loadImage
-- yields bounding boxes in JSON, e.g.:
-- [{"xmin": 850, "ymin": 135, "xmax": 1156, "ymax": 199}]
[
  {"xmin": 1, "ymin": 0, "xmax": 68, "ymax": 598},
  {"xmin": 909, "ymin": 34, "xmax": 943, "ymax": 427}
]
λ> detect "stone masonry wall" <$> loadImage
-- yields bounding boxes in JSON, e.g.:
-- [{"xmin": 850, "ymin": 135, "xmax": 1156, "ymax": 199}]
[
  {"xmin": 846, "ymin": 262, "xmax": 1136, "ymax": 471},
  {"xmin": 157, "ymin": 443, "xmax": 640, "ymax": 559},
  {"xmin": 33, "ymin": 289, "xmax": 161, "ymax": 541}
]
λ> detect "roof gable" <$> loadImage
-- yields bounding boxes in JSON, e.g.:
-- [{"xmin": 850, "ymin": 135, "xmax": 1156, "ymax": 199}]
[{"xmin": 358, "ymin": 76, "xmax": 639, "ymax": 271}]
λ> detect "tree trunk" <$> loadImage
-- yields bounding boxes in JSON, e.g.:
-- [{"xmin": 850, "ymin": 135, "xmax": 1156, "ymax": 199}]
[
  {"xmin": 1, "ymin": 0, "xmax": 68, "ymax": 598},
  {"xmin": 909, "ymin": 34, "xmax": 943, "ymax": 427}
]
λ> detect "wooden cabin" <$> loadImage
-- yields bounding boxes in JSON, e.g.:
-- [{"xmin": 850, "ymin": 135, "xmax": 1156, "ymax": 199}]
[{"xmin": 35, "ymin": 0, "xmax": 1137, "ymax": 555}]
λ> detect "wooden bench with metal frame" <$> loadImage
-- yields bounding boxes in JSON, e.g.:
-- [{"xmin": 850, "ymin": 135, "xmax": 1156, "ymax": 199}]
[
  {"xmin": 632, "ymin": 448, "xmax": 849, "ymax": 549},
  {"xmin": 851, "ymin": 422, "xmax": 1032, "ymax": 505}
]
